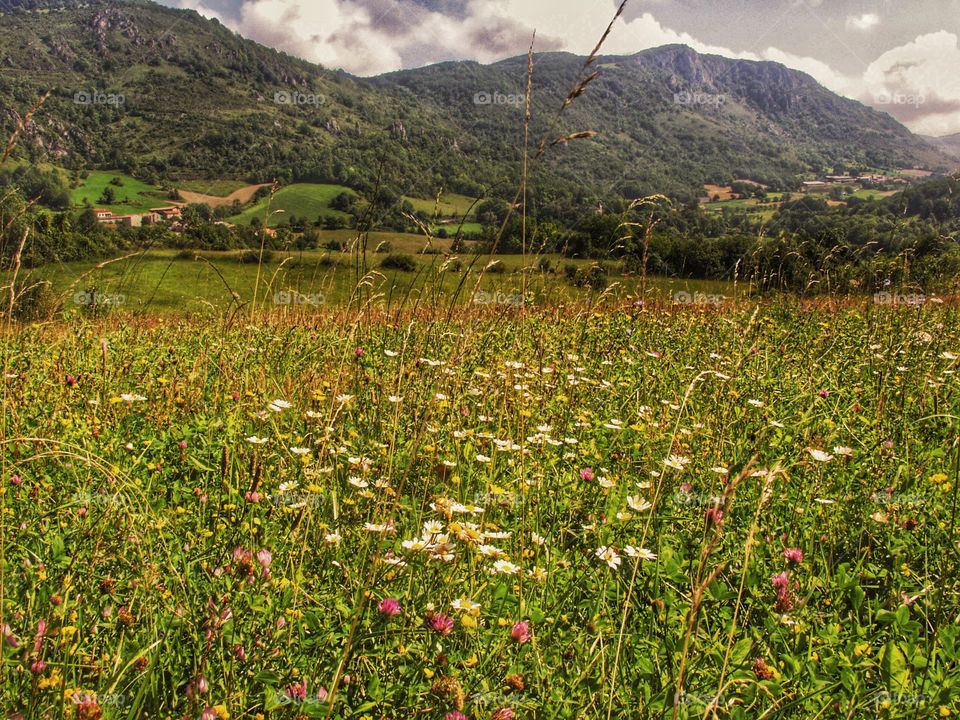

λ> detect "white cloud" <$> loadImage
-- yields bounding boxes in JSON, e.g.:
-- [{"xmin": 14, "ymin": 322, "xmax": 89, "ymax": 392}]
[
  {"xmin": 860, "ymin": 31, "xmax": 960, "ymax": 135},
  {"xmin": 846, "ymin": 13, "xmax": 880, "ymax": 32}
]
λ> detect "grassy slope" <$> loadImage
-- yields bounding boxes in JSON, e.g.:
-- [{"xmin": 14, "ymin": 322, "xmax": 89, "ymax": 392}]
[
  {"xmin": 403, "ymin": 193, "xmax": 478, "ymax": 218},
  {"xmin": 71, "ymin": 171, "xmax": 170, "ymax": 214},
  {"xmin": 175, "ymin": 180, "xmax": 251, "ymax": 196},
  {"xmin": 227, "ymin": 184, "xmax": 356, "ymax": 227}
]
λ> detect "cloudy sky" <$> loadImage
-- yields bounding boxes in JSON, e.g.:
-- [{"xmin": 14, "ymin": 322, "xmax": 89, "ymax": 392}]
[{"xmin": 159, "ymin": 0, "xmax": 960, "ymax": 136}]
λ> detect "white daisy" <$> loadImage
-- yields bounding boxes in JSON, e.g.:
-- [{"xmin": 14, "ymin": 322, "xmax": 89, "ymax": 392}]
[
  {"xmin": 626, "ymin": 496, "xmax": 652, "ymax": 512},
  {"xmin": 491, "ymin": 559, "xmax": 520, "ymax": 575},
  {"xmin": 596, "ymin": 546, "xmax": 621, "ymax": 570},
  {"xmin": 808, "ymin": 449, "xmax": 833, "ymax": 463}
]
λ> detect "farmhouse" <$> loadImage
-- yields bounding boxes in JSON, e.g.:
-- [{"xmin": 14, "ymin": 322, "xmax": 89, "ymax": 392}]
[
  {"xmin": 151, "ymin": 206, "xmax": 182, "ymax": 220},
  {"xmin": 94, "ymin": 208, "xmax": 171, "ymax": 226}
]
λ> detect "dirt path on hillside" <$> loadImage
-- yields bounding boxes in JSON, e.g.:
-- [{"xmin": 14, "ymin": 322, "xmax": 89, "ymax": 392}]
[{"xmin": 176, "ymin": 183, "xmax": 273, "ymax": 208}]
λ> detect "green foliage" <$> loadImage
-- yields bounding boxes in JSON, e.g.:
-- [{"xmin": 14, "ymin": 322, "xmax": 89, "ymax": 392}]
[
  {"xmin": 0, "ymin": 164, "xmax": 70, "ymax": 208},
  {"xmin": 379, "ymin": 253, "xmax": 418, "ymax": 271}
]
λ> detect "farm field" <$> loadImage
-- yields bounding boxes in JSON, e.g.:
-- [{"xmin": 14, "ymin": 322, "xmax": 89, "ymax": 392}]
[
  {"xmin": 2, "ymin": 300, "xmax": 960, "ymax": 718},
  {"xmin": 433, "ymin": 222, "xmax": 484, "ymax": 236},
  {"xmin": 175, "ymin": 180, "xmax": 254, "ymax": 197},
  {"xmin": 10, "ymin": 248, "xmax": 736, "ymax": 314},
  {"xmin": 176, "ymin": 183, "xmax": 273, "ymax": 209},
  {"xmin": 70, "ymin": 171, "xmax": 171, "ymax": 214},
  {"xmin": 227, "ymin": 184, "xmax": 357, "ymax": 227},
  {"xmin": 403, "ymin": 193, "xmax": 478, "ymax": 219}
]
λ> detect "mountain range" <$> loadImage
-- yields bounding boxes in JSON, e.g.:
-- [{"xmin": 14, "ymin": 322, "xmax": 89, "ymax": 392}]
[
  {"xmin": 0, "ymin": 0, "xmax": 955, "ymax": 206},
  {"xmin": 922, "ymin": 133, "xmax": 960, "ymax": 161}
]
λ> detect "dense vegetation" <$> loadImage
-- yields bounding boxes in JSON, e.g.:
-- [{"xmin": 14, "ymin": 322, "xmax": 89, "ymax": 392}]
[
  {"xmin": 4, "ymin": 172, "xmax": 958, "ymax": 296},
  {"xmin": 3, "ymin": 302, "xmax": 960, "ymax": 718}
]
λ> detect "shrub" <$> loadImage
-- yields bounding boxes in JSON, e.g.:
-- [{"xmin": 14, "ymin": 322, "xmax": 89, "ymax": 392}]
[
  {"xmin": 10, "ymin": 280, "xmax": 60, "ymax": 322},
  {"xmin": 565, "ymin": 263, "xmax": 608, "ymax": 290},
  {"xmin": 380, "ymin": 253, "xmax": 417, "ymax": 272},
  {"xmin": 237, "ymin": 249, "xmax": 275, "ymax": 264}
]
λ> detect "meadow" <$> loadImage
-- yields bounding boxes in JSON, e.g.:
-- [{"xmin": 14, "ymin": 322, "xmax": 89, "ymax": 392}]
[
  {"xmin": 1, "ymin": 295, "xmax": 959, "ymax": 719},
  {"xmin": 70, "ymin": 172, "xmax": 171, "ymax": 215},
  {"xmin": 226, "ymin": 185, "xmax": 357, "ymax": 228},
  {"xmin": 13, "ymin": 247, "xmax": 735, "ymax": 314},
  {"xmin": 402, "ymin": 194, "xmax": 479, "ymax": 220}
]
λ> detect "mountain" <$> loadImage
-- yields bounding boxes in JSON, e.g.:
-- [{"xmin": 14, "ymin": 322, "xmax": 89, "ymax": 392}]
[
  {"xmin": 922, "ymin": 133, "xmax": 960, "ymax": 161},
  {"xmin": 373, "ymin": 44, "xmax": 951, "ymax": 197},
  {"xmin": 0, "ymin": 0, "xmax": 953, "ymax": 207}
]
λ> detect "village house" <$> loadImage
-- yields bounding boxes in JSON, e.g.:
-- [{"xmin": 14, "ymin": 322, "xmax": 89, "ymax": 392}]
[
  {"xmin": 94, "ymin": 207, "xmax": 174, "ymax": 227},
  {"xmin": 151, "ymin": 206, "xmax": 182, "ymax": 221}
]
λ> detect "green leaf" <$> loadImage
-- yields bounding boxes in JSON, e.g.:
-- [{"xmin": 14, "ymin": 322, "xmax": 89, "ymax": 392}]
[
  {"xmin": 731, "ymin": 637, "xmax": 752, "ymax": 666},
  {"xmin": 880, "ymin": 640, "xmax": 910, "ymax": 691},
  {"xmin": 188, "ymin": 455, "xmax": 216, "ymax": 472},
  {"xmin": 366, "ymin": 672, "xmax": 381, "ymax": 700},
  {"xmin": 51, "ymin": 534, "xmax": 65, "ymax": 561}
]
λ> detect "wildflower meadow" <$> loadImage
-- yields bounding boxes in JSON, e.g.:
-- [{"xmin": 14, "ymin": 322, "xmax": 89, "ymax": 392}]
[{"xmin": 2, "ymin": 299, "xmax": 960, "ymax": 718}]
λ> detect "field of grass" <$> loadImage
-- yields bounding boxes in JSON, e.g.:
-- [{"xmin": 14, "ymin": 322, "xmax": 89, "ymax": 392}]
[
  {"xmin": 70, "ymin": 171, "xmax": 170, "ymax": 214},
  {"xmin": 850, "ymin": 189, "xmax": 898, "ymax": 201},
  {"xmin": 227, "ymin": 184, "xmax": 356, "ymax": 227},
  {"xmin": 433, "ymin": 222, "xmax": 483, "ymax": 236},
  {"xmin": 11, "ymin": 249, "xmax": 735, "ymax": 314},
  {"xmin": 2, "ymin": 298, "xmax": 960, "ymax": 718},
  {"xmin": 175, "ymin": 179, "xmax": 252, "ymax": 196},
  {"xmin": 403, "ymin": 193, "xmax": 478, "ymax": 219}
]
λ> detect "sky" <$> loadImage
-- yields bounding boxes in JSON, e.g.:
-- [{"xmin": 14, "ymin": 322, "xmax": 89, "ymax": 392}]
[{"xmin": 159, "ymin": 0, "xmax": 960, "ymax": 136}]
